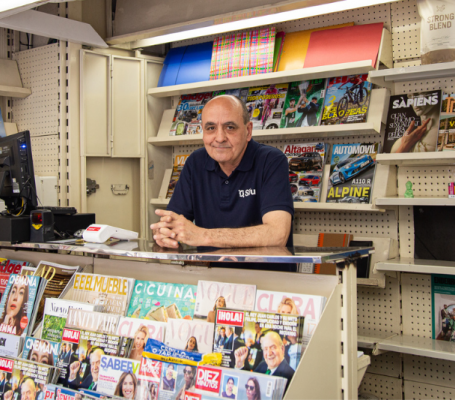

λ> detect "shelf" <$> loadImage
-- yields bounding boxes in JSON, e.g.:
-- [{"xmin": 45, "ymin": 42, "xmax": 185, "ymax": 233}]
[
  {"xmin": 151, "ymin": 197, "xmax": 386, "ymax": 212},
  {"xmin": 375, "ymin": 197, "xmax": 455, "ymax": 206},
  {"xmin": 0, "ymin": 85, "xmax": 31, "ymax": 98},
  {"xmin": 0, "ymin": 59, "xmax": 32, "ymax": 98},
  {"xmin": 357, "ymin": 354, "xmax": 371, "ymax": 388},
  {"xmin": 376, "ymin": 152, "xmax": 455, "ymax": 166},
  {"xmin": 376, "ymin": 258, "xmax": 455, "ymax": 275},
  {"xmin": 148, "ymin": 60, "xmax": 375, "ymax": 98},
  {"xmin": 369, "ymin": 61, "xmax": 455, "ymax": 87}
]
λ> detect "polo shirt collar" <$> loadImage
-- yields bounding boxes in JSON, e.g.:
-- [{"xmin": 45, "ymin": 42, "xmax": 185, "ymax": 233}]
[{"xmin": 204, "ymin": 139, "xmax": 259, "ymax": 172}]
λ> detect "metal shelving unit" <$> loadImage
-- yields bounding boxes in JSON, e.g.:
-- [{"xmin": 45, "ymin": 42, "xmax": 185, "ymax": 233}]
[{"xmin": 376, "ymin": 258, "xmax": 455, "ymax": 275}]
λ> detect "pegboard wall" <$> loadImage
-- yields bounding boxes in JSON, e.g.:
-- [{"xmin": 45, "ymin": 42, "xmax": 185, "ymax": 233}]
[
  {"xmin": 404, "ymin": 380, "xmax": 455, "ymax": 399},
  {"xmin": 367, "ymin": 351, "xmax": 403, "ymax": 378},
  {"xmin": 398, "ymin": 206, "xmax": 414, "ymax": 259},
  {"xmin": 398, "ymin": 166, "xmax": 455, "ymax": 198},
  {"xmin": 404, "ymin": 354, "xmax": 455, "ymax": 389},
  {"xmin": 359, "ymin": 373, "xmax": 403, "ymax": 400}
]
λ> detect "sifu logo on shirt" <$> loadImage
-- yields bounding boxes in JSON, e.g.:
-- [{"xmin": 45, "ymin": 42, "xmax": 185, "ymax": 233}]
[{"xmin": 238, "ymin": 189, "xmax": 256, "ymax": 198}]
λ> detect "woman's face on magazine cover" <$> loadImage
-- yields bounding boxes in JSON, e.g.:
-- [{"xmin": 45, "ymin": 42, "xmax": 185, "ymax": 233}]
[
  {"xmin": 7, "ymin": 282, "xmax": 26, "ymax": 317},
  {"xmin": 187, "ymin": 337, "xmax": 196, "ymax": 351},
  {"xmin": 166, "ymin": 364, "xmax": 174, "ymax": 379},
  {"xmin": 122, "ymin": 375, "xmax": 135, "ymax": 399},
  {"xmin": 246, "ymin": 379, "xmax": 256, "ymax": 400},
  {"xmin": 133, "ymin": 331, "xmax": 146, "ymax": 350},
  {"xmin": 216, "ymin": 297, "xmax": 226, "ymax": 308},
  {"xmin": 29, "ymin": 341, "xmax": 51, "ymax": 365}
]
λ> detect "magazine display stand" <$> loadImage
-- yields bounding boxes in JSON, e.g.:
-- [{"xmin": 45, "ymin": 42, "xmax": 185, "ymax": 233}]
[{"xmin": 0, "ymin": 241, "xmax": 372, "ymax": 400}]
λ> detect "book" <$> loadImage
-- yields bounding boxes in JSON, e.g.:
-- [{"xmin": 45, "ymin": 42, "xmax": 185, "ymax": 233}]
[
  {"xmin": 32, "ymin": 261, "xmax": 83, "ymax": 333},
  {"xmin": 272, "ymin": 31, "xmax": 285, "ymax": 72},
  {"xmin": 253, "ymin": 27, "xmax": 276, "ymax": 75},
  {"xmin": 128, "ymin": 281, "xmax": 196, "ymax": 321},
  {"xmin": 245, "ymin": 84, "xmax": 289, "ymax": 130},
  {"xmin": 169, "ymin": 93, "xmax": 213, "ymax": 136},
  {"xmin": 280, "ymin": 80, "xmax": 326, "ymax": 128},
  {"xmin": 97, "ymin": 355, "xmax": 140, "ymax": 397},
  {"xmin": 255, "ymin": 290, "xmax": 327, "ymax": 352},
  {"xmin": 209, "ymin": 36, "xmax": 222, "ymax": 81},
  {"xmin": 212, "ymin": 308, "xmax": 304, "ymax": 375},
  {"xmin": 315, "ymin": 233, "xmax": 353, "ymax": 275},
  {"xmin": 116, "ymin": 317, "xmax": 166, "ymax": 361},
  {"xmin": 22, "ymin": 337, "xmax": 61, "ymax": 367},
  {"xmin": 437, "ymin": 93, "xmax": 455, "ymax": 151},
  {"xmin": 284, "ymin": 142, "xmax": 326, "ymax": 202},
  {"xmin": 166, "ymin": 154, "xmax": 190, "ymax": 199},
  {"xmin": 69, "ymin": 273, "xmax": 134, "ymax": 316},
  {"xmin": 0, "ymin": 274, "xmax": 42, "ymax": 337},
  {"xmin": 321, "ymin": 74, "xmax": 372, "ymax": 125},
  {"xmin": 65, "ymin": 308, "xmax": 121, "ymax": 336},
  {"xmin": 193, "ymin": 281, "xmax": 256, "ymax": 322},
  {"xmin": 383, "ymin": 90, "xmax": 442, "ymax": 153},
  {"xmin": 164, "ymin": 319, "xmax": 214, "ymax": 355},
  {"xmin": 42, "ymin": 299, "xmax": 103, "ymax": 343},
  {"xmin": 229, "ymin": 33, "xmax": 243, "ymax": 78},
  {"xmin": 326, "ymin": 143, "xmax": 380, "ymax": 204},
  {"xmin": 239, "ymin": 32, "xmax": 251, "ymax": 77},
  {"xmin": 432, "ymin": 275, "xmax": 455, "ymax": 341}
]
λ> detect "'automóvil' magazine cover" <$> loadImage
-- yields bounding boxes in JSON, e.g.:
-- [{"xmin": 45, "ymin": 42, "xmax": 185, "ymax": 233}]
[
  {"xmin": 383, "ymin": 90, "xmax": 442, "ymax": 153},
  {"xmin": 321, "ymin": 74, "xmax": 372, "ymax": 125},
  {"xmin": 326, "ymin": 143, "xmax": 380, "ymax": 204}
]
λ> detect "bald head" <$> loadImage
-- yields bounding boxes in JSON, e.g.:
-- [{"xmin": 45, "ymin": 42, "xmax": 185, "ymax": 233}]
[{"xmin": 202, "ymin": 95, "xmax": 250, "ymax": 125}]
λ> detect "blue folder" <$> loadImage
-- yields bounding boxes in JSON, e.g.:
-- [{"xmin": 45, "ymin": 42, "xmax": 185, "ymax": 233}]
[
  {"xmin": 175, "ymin": 41, "xmax": 213, "ymax": 85},
  {"xmin": 157, "ymin": 46, "xmax": 187, "ymax": 87}
]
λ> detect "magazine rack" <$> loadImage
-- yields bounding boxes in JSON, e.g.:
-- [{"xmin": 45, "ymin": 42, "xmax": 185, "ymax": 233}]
[{"xmin": 0, "ymin": 240, "xmax": 372, "ymax": 400}]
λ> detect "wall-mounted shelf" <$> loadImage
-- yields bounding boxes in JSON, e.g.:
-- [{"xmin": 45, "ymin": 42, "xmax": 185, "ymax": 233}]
[
  {"xmin": 376, "ymin": 152, "xmax": 455, "ymax": 166},
  {"xmin": 376, "ymin": 258, "xmax": 455, "ymax": 275},
  {"xmin": 0, "ymin": 59, "xmax": 31, "ymax": 98},
  {"xmin": 375, "ymin": 197, "xmax": 455, "ymax": 206},
  {"xmin": 148, "ymin": 60, "xmax": 375, "ymax": 98},
  {"xmin": 0, "ymin": 85, "xmax": 31, "ymax": 98}
]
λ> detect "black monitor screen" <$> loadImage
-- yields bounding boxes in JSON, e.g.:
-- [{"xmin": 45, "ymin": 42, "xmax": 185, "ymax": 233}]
[{"xmin": 0, "ymin": 130, "xmax": 37, "ymax": 214}]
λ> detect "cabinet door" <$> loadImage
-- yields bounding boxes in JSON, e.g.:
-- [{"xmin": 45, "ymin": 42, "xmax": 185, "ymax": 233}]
[
  {"xmin": 81, "ymin": 51, "xmax": 110, "ymax": 156},
  {"xmin": 112, "ymin": 56, "xmax": 144, "ymax": 157}
]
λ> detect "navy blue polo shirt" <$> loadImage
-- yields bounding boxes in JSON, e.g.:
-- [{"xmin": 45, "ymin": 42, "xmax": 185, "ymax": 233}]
[{"xmin": 167, "ymin": 140, "xmax": 295, "ymax": 271}]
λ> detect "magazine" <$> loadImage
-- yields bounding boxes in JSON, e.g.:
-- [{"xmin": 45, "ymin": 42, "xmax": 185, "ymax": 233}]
[
  {"xmin": 169, "ymin": 93, "xmax": 213, "ymax": 136},
  {"xmin": 55, "ymin": 387, "xmax": 83, "ymax": 400},
  {"xmin": 284, "ymin": 142, "xmax": 326, "ymax": 202},
  {"xmin": 431, "ymin": 275, "xmax": 455, "ymax": 341},
  {"xmin": 255, "ymin": 290, "xmax": 327, "ymax": 351},
  {"xmin": 326, "ymin": 142, "xmax": 380, "ymax": 204},
  {"xmin": 437, "ymin": 93, "xmax": 455, "ymax": 151},
  {"xmin": 42, "ymin": 299, "xmax": 103, "ymax": 342},
  {"xmin": 280, "ymin": 80, "xmax": 326, "ymax": 128},
  {"xmin": 212, "ymin": 309, "xmax": 304, "ymax": 375},
  {"xmin": 0, "ymin": 259, "xmax": 33, "ymax": 275},
  {"xmin": 128, "ymin": 281, "xmax": 196, "ymax": 322},
  {"xmin": 166, "ymin": 155, "xmax": 190, "ymax": 199},
  {"xmin": 116, "ymin": 317, "xmax": 166, "ymax": 361},
  {"xmin": 164, "ymin": 319, "xmax": 214, "ymax": 355},
  {"xmin": 321, "ymin": 74, "xmax": 372, "ymax": 125},
  {"xmin": 65, "ymin": 308, "xmax": 121, "ymax": 336},
  {"xmin": 0, "ymin": 274, "xmax": 42, "ymax": 337},
  {"xmin": 136, "ymin": 356, "xmax": 161, "ymax": 400},
  {"xmin": 212, "ymin": 88, "xmax": 249, "ymax": 103},
  {"xmin": 193, "ymin": 365, "xmax": 287, "ymax": 400},
  {"xmin": 193, "ymin": 282, "xmax": 256, "ymax": 322},
  {"xmin": 245, "ymin": 84, "xmax": 288, "ymax": 130},
  {"xmin": 69, "ymin": 273, "xmax": 134, "ymax": 316},
  {"xmin": 97, "ymin": 355, "xmax": 140, "ymax": 397},
  {"xmin": 22, "ymin": 337, "xmax": 60, "ymax": 366},
  {"xmin": 158, "ymin": 362, "xmax": 195, "ymax": 400},
  {"xmin": 0, "ymin": 273, "xmax": 9, "ymax": 302},
  {"xmin": 383, "ymin": 90, "xmax": 442, "ymax": 153},
  {"xmin": 33, "ymin": 262, "xmax": 83, "ymax": 333},
  {"xmin": 0, "ymin": 333, "xmax": 22, "ymax": 357}
]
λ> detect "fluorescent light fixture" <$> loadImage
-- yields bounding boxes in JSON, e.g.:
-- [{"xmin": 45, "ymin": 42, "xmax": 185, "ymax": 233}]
[
  {"xmin": 121, "ymin": 0, "xmax": 399, "ymax": 49},
  {"xmin": 0, "ymin": 0, "xmax": 45, "ymax": 13}
]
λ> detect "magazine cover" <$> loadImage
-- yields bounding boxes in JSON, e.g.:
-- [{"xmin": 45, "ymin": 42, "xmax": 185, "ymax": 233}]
[
  {"xmin": 193, "ymin": 281, "xmax": 256, "ymax": 322},
  {"xmin": 213, "ymin": 308, "xmax": 304, "ymax": 374},
  {"xmin": 135, "ymin": 356, "xmax": 161, "ymax": 400},
  {"xmin": 0, "ymin": 357, "xmax": 58, "ymax": 389},
  {"xmin": 32, "ymin": 262, "xmax": 83, "ymax": 333},
  {"xmin": 193, "ymin": 366, "xmax": 287, "ymax": 400},
  {"xmin": 0, "ymin": 274, "xmax": 41, "ymax": 337},
  {"xmin": 255, "ymin": 290, "xmax": 327, "ymax": 351},
  {"xmin": 164, "ymin": 319, "xmax": 214, "ymax": 355},
  {"xmin": 166, "ymin": 154, "xmax": 190, "ymax": 199},
  {"xmin": 55, "ymin": 387, "xmax": 83, "ymax": 400},
  {"xmin": 42, "ymin": 299, "xmax": 101, "ymax": 342},
  {"xmin": 321, "ymin": 74, "xmax": 372, "ymax": 125},
  {"xmin": 284, "ymin": 142, "xmax": 326, "ymax": 202},
  {"xmin": 383, "ymin": 90, "xmax": 442, "ymax": 153},
  {"xmin": 97, "ymin": 355, "xmax": 140, "ymax": 398},
  {"xmin": 0, "ymin": 259, "xmax": 33, "ymax": 275},
  {"xmin": 22, "ymin": 337, "xmax": 60, "ymax": 366},
  {"xmin": 326, "ymin": 143, "xmax": 380, "ymax": 204},
  {"xmin": 212, "ymin": 88, "xmax": 249, "ymax": 103},
  {"xmin": 431, "ymin": 275, "xmax": 455, "ymax": 341},
  {"xmin": 245, "ymin": 84, "xmax": 288, "ymax": 130},
  {"xmin": 0, "ymin": 273, "xmax": 9, "ymax": 302},
  {"xmin": 169, "ymin": 93, "xmax": 213, "ymax": 136},
  {"xmin": 280, "ymin": 80, "xmax": 326, "ymax": 128},
  {"xmin": 0, "ymin": 332, "xmax": 22, "ymax": 357},
  {"xmin": 69, "ymin": 273, "xmax": 132, "ymax": 316},
  {"xmin": 116, "ymin": 317, "xmax": 166, "ymax": 361},
  {"xmin": 131, "ymin": 282, "xmax": 196, "ymax": 322},
  {"xmin": 158, "ymin": 363, "xmax": 196, "ymax": 400},
  {"xmin": 65, "ymin": 308, "xmax": 121, "ymax": 336},
  {"xmin": 437, "ymin": 93, "xmax": 455, "ymax": 151}
]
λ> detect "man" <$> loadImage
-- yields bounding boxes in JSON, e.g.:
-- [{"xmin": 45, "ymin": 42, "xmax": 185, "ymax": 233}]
[
  {"xmin": 221, "ymin": 377, "xmax": 236, "ymax": 399},
  {"xmin": 0, "ymin": 372, "xmax": 10, "ymax": 400},
  {"xmin": 216, "ymin": 327, "xmax": 226, "ymax": 349},
  {"xmin": 234, "ymin": 331, "xmax": 295, "ymax": 387},
  {"xmin": 338, "ymin": 74, "xmax": 365, "ymax": 103},
  {"xmin": 224, "ymin": 327, "xmax": 234, "ymax": 350},
  {"xmin": 297, "ymin": 97, "xmax": 319, "ymax": 127},
  {"xmin": 151, "ymin": 96, "xmax": 294, "ymax": 271},
  {"xmin": 68, "ymin": 348, "xmax": 104, "ymax": 390},
  {"xmin": 19, "ymin": 379, "xmax": 35, "ymax": 400},
  {"xmin": 283, "ymin": 98, "xmax": 299, "ymax": 128}
]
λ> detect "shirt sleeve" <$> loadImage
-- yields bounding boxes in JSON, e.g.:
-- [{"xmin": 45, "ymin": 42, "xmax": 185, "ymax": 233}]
[
  {"xmin": 167, "ymin": 155, "xmax": 194, "ymax": 221},
  {"xmin": 260, "ymin": 151, "xmax": 294, "ymax": 217}
]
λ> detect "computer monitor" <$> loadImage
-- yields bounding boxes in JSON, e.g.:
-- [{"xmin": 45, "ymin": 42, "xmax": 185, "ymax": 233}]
[{"xmin": 0, "ymin": 130, "xmax": 37, "ymax": 215}]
